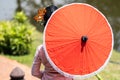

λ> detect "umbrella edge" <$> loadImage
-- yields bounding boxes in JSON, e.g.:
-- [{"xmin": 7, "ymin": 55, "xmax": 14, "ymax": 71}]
[{"xmin": 43, "ymin": 3, "xmax": 114, "ymax": 79}]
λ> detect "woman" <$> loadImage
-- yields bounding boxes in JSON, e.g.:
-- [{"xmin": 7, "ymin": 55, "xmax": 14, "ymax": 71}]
[{"xmin": 31, "ymin": 5, "xmax": 73, "ymax": 80}]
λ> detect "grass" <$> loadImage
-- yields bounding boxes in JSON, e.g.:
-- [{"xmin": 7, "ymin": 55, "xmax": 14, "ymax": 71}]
[{"xmin": 1, "ymin": 29, "xmax": 120, "ymax": 80}]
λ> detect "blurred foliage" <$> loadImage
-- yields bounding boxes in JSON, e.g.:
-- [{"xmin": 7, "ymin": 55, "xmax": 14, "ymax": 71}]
[
  {"xmin": 0, "ymin": 11, "xmax": 35, "ymax": 55},
  {"xmin": 14, "ymin": 11, "xmax": 27, "ymax": 23}
]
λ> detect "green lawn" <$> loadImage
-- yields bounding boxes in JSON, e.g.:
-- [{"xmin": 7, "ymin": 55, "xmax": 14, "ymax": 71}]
[{"xmin": 1, "ymin": 29, "xmax": 120, "ymax": 80}]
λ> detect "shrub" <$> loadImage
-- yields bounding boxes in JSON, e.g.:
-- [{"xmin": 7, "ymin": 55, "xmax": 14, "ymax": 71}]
[
  {"xmin": 14, "ymin": 11, "xmax": 27, "ymax": 23},
  {"xmin": 0, "ymin": 11, "xmax": 34, "ymax": 55}
]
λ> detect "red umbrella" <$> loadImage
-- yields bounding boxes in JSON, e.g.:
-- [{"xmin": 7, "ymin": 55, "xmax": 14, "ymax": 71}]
[{"xmin": 43, "ymin": 3, "xmax": 114, "ymax": 79}]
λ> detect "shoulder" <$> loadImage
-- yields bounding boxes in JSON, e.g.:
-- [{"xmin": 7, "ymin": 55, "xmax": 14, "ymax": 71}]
[
  {"xmin": 37, "ymin": 45, "xmax": 43, "ymax": 50},
  {"xmin": 34, "ymin": 45, "xmax": 43, "ymax": 57}
]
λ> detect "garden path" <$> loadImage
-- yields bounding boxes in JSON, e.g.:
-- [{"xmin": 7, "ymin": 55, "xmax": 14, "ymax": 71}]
[{"xmin": 0, "ymin": 55, "xmax": 39, "ymax": 80}]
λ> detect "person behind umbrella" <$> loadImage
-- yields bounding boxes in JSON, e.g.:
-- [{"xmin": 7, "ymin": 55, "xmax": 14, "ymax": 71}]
[{"xmin": 31, "ymin": 5, "xmax": 73, "ymax": 80}]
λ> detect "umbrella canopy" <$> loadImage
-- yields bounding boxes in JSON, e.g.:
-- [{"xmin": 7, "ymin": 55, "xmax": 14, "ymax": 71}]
[{"xmin": 43, "ymin": 3, "xmax": 114, "ymax": 79}]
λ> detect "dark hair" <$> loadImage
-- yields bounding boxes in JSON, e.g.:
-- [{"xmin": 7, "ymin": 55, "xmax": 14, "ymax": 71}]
[{"xmin": 44, "ymin": 5, "xmax": 58, "ymax": 26}]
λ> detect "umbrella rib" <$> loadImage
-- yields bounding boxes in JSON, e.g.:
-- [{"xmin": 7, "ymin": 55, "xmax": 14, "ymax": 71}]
[
  {"xmin": 85, "ymin": 44, "xmax": 92, "ymax": 74},
  {"xmin": 85, "ymin": 46, "xmax": 90, "ymax": 73},
  {"xmin": 87, "ymin": 41, "xmax": 111, "ymax": 71},
  {"xmin": 86, "ymin": 11, "xmax": 101, "ymax": 35},
  {"xmin": 90, "ymin": 40, "xmax": 110, "ymax": 49},
  {"xmin": 87, "ymin": 44, "xmax": 98, "ymax": 72},
  {"xmin": 72, "ymin": 41, "xmax": 81, "ymax": 73},
  {"xmin": 91, "ymin": 41, "xmax": 111, "ymax": 58},
  {"xmin": 68, "ymin": 10, "xmax": 84, "ymax": 35},
  {"xmin": 89, "ymin": 30, "xmax": 112, "ymax": 39},
  {"xmin": 60, "ymin": 12, "xmax": 80, "ymax": 35},
  {"xmin": 46, "ymin": 39, "xmax": 79, "ymax": 49}
]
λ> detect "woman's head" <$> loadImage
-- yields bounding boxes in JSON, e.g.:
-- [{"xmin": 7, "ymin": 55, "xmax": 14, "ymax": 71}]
[
  {"xmin": 34, "ymin": 5, "xmax": 58, "ymax": 26},
  {"xmin": 44, "ymin": 5, "xmax": 58, "ymax": 26}
]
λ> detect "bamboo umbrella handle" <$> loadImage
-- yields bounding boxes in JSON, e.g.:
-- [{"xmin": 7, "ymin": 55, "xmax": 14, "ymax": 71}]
[{"xmin": 95, "ymin": 74, "xmax": 104, "ymax": 80}]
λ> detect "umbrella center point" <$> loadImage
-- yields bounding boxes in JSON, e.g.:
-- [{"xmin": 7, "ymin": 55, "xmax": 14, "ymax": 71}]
[
  {"xmin": 81, "ymin": 36, "xmax": 88, "ymax": 43},
  {"xmin": 81, "ymin": 36, "xmax": 88, "ymax": 52}
]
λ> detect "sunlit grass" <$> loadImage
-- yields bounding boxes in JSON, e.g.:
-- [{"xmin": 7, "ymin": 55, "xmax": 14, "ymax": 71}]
[{"xmin": 110, "ymin": 50, "xmax": 120, "ymax": 63}]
